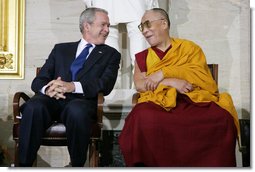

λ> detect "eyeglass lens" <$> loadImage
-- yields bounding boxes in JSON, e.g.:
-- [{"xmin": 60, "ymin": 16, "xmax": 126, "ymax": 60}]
[
  {"xmin": 138, "ymin": 20, "xmax": 151, "ymax": 32},
  {"xmin": 138, "ymin": 19, "xmax": 164, "ymax": 32}
]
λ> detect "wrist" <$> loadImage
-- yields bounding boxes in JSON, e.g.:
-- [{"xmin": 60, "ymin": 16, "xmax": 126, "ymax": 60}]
[
  {"xmin": 159, "ymin": 70, "xmax": 164, "ymax": 81},
  {"xmin": 45, "ymin": 85, "xmax": 50, "ymax": 95},
  {"xmin": 70, "ymin": 82, "xmax": 75, "ymax": 92}
]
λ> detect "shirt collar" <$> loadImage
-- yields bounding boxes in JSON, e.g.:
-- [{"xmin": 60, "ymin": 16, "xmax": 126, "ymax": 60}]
[{"xmin": 80, "ymin": 38, "xmax": 95, "ymax": 48}]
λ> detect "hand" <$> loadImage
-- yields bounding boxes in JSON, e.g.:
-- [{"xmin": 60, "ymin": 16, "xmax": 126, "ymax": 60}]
[
  {"xmin": 45, "ymin": 77, "xmax": 65, "ymax": 99},
  {"xmin": 144, "ymin": 70, "xmax": 164, "ymax": 91},
  {"xmin": 45, "ymin": 77, "xmax": 75, "ymax": 99},
  {"xmin": 161, "ymin": 78, "xmax": 193, "ymax": 94}
]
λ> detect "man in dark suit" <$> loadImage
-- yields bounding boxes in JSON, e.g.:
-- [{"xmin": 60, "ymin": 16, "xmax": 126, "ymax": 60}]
[{"xmin": 19, "ymin": 7, "xmax": 121, "ymax": 167}]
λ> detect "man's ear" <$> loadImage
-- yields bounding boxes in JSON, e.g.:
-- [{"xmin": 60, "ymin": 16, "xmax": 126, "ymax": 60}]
[
  {"xmin": 162, "ymin": 20, "xmax": 168, "ymax": 30},
  {"xmin": 84, "ymin": 22, "xmax": 90, "ymax": 32}
]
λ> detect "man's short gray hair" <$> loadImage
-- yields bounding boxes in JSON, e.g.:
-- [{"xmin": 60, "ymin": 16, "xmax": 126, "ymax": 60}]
[
  {"xmin": 151, "ymin": 8, "xmax": 171, "ymax": 28},
  {"xmin": 79, "ymin": 7, "xmax": 108, "ymax": 33}
]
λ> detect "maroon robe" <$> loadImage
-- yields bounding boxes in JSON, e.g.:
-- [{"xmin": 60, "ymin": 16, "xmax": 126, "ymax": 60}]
[{"xmin": 118, "ymin": 47, "xmax": 237, "ymax": 167}]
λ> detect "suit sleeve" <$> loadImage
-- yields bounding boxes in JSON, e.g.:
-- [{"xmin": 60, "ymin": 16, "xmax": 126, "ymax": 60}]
[{"xmin": 31, "ymin": 45, "xmax": 57, "ymax": 93}]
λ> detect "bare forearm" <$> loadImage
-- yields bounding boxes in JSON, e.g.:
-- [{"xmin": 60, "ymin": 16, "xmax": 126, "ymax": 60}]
[{"xmin": 134, "ymin": 79, "xmax": 147, "ymax": 93}]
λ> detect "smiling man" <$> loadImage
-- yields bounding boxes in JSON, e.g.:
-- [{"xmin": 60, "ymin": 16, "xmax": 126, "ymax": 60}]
[
  {"xmin": 119, "ymin": 8, "xmax": 240, "ymax": 167},
  {"xmin": 18, "ymin": 7, "xmax": 120, "ymax": 167}
]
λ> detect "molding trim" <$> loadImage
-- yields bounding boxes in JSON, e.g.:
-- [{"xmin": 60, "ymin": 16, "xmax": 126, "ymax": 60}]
[{"xmin": 0, "ymin": 0, "xmax": 25, "ymax": 79}]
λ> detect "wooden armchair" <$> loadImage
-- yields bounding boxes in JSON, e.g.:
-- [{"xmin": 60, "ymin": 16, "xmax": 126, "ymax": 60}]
[{"xmin": 12, "ymin": 68, "xmax": 104, "ymax": 167}]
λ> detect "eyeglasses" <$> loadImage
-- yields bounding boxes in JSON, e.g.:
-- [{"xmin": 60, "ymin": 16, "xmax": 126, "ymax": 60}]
[{"xmin": 138, "ymin": 19, "xmax": 165, "ymax": 32}]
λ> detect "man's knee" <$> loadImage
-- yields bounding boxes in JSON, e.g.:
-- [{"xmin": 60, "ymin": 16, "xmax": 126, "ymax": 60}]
[{"xmin": 63, "ymin": 100, "xmax": 93, "ymax": 122}]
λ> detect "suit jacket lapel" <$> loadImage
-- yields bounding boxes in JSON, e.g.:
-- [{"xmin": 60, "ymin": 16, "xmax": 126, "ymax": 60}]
[
  {"xmin": 76, "ymin": 45, "xmax": 104, "ymax": 80},
  {"xmin": 64, "ymin": 41, "xmax": 79, "ymax": 81}
]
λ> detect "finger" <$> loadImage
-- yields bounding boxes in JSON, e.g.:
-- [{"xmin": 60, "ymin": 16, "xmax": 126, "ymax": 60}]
[
  {"xmin": 46, "ymin": 80, "xmax": 60, "ymax": 88},
  {"xmin": 187, "ymin": 83, "xmax": 193, "ymax": 91},
  {"xmin": 188, "ymin": 86, "xmax": 193, "ymax": 91},
  {"xmin": 147, "ymin": 82, "xmax": 154, "ymax": 91},
  {"xmin": 47, "ymin": 84, "xmax": 59, "ymax": 93},
  {"xmin": 54, "ymin": 92, "xmax": 66, "ymax": 99},
  {"xmin": 187, "ymin": 84, "xmax": 194, "ymax": 92},
  {"xmin": 46, "ymin": 86, "xmax": 55, "ymax": 94},
  {"xmin": 151, "ymin": 83, "xmax": 157, "ymax": 91},
  {"xmin": 46, "ymin": 80, "xmax": 55, "ymax": 87},
  {"xmin": 54, "ymin": 87, "xmax": 65, "ymax": 93},
  {"xmin": 46, "ymin": 78, "xmax": 64, "ymax": 88},
  {"xmin": 148, "ymin": 84, "xmax": 153, "ymax": 91},
  {"xmin": 48, "ymin": 91, "xmax": 58, "ymax": 98},
  {"xmin": 185, "ymin": 87, "xmax": 190, "ymax": 93},
  {"xmin": 180, "ymin": 85, "xmax": 188, "ymax": 93},
  {"xmin": 58, "ymin": 93, "xmax": 66, "ymax": 99},
  {"xmin": 54, "ymin": 95, "xmax": 60, "ymax": 100},
  {"xmin": 146, "ymin": 79, "xmax": 155, "ymax": 91},
  {"xmin": 144, "ymin": 80, "xmax": 149, "ymax": 90},
  {"xmin": 53, "ymin": 81, "xmax": 64, "ymax": 87},
  {"xmin": 179, "ymin": 89, "xmax": 185, "ymax": 94}
]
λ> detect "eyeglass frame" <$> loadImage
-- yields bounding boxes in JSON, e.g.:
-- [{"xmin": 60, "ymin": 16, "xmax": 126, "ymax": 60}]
[{"xmin": 138, "ymin": 18, "xmax": 165, "ymax": 32}]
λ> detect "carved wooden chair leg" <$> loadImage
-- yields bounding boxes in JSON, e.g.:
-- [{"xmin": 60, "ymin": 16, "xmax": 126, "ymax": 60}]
[
  {"xmin": 89, "ymin": 138, "xmax": 100, "ymax": 167},
  {"xmin": 14, "ymin": 141, "xmax": 19, "ymax": 167},
  {"xmin": 89, "ymin": 139, "xmax": 96, "ymax": 167}
]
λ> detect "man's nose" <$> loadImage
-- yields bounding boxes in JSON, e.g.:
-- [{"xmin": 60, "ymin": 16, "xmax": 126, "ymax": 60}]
[
  {"xmin": 142, "ymin": 27, "xmax": 149, "ymax": 34},
  {"xmin": 104, "ymin": 25, "xmax": 110, "ymax": 33}
]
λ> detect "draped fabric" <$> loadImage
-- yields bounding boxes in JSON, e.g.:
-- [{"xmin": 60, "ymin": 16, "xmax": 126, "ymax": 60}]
[
  {"xmin": 119, "ymin": 95, "xmax": 237, "ymax": 167},
  {"xmin": 138, "ymin": 38, "xmax": 240, "ymax": 137},
  {"xmin": 119, "ymin": 38, "xmax": 238, "ymax": 167}
]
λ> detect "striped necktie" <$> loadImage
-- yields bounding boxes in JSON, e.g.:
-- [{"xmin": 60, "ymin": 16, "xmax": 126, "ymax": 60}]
[{"xmin": 70, "ymin": 43, "xmax": 92, "ymax": 80}]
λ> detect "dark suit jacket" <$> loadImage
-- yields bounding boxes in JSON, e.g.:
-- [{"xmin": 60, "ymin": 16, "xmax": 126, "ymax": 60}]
[{"xmin": 31, "ymin": 40, "xmax": 121, "ymax": 99}]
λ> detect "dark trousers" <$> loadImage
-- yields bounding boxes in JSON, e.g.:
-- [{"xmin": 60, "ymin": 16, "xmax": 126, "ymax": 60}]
[{"xmin": 19, "ymin": 94, "xmax": 96, "ymax": 167}]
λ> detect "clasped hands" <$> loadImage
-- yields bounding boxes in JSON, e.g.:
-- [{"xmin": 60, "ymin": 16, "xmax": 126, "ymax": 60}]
[
  {"xmin": 144, "ymin": 70, "xmax": 193, "ymax": 94},
  {"xmin": 45, "ymin": 77, "xmax": 75, "ymax": 99}
]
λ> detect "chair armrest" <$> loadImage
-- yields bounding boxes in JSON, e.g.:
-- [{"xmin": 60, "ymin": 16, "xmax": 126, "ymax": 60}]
[
  {"xmin": 13, "ymin": 92, "xmax": 31, "ymax": 124},
  {"xmin": 132, "ymin": 92, "xmax": 140, "ymax": 107},
  {"xmin": 96, "ymin": 92, "xmax": 104, "ymax": 128}
]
